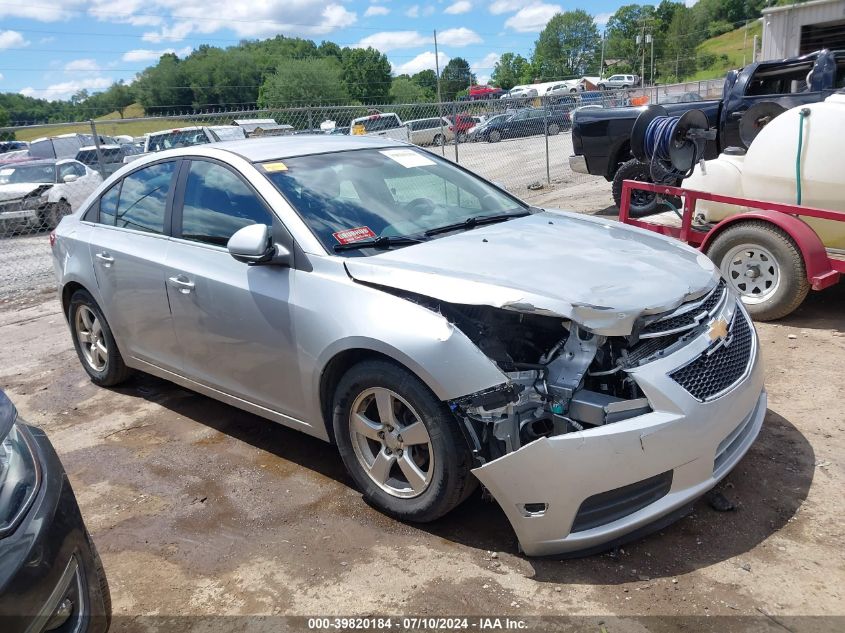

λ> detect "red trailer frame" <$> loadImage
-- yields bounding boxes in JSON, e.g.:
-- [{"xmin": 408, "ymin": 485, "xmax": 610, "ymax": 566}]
[{"xmin": 618, "ymin": 180, "xmax": 845, "ymax": 292}]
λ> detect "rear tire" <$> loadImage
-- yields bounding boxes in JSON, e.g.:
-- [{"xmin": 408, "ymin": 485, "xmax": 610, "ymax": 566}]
[
  {"xmin": 68, "ymin": 289, "xmax": 133, "ymax": 387},
  {"xmin": 612, "ymin": 158, "xmax": 676, "ymax": 217},
  {"xmin": 547, "ymin": 123, "xmax": 560, "ymax": 136},
  {"xmin": 706, "ymin": 221, "xmax": 810, "ymax": 320},
  {"xmin": 433, "ymin": 134, "xmax": 445, "ymax": 146},
  {"xmin": 333, "ymin": 359, "xmax": 475, "ymax": 523}
]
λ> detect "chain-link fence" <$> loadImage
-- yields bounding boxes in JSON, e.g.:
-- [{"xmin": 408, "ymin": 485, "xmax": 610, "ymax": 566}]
[{"xmin": 0, "ymin": 82, "xmax": 725, "ymax": 300}]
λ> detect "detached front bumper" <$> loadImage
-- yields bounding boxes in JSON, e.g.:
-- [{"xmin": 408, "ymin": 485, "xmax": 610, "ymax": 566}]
[{"xmin": 472, "ymin": 303, "xmax": 765, "ymax": 557}]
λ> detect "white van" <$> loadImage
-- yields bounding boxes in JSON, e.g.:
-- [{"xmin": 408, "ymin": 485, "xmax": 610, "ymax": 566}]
[{"xmin": 350, "ymin": 113, "xmax": 410, "ymax": 141}]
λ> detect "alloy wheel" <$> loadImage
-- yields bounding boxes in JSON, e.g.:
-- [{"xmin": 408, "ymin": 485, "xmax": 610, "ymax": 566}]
[
  {"xmin": 75, "ymin": 305, "xmax": 108, "ymax": 372},
  {"xmin": 349, "ymin": 387, "xmax": 434, "ymax": 499}
]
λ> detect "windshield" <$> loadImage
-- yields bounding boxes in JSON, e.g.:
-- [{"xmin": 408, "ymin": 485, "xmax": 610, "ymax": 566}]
[
  {"xmin": 262, "ymin": 147, "xmax": 526, "ymax": 256},
  {"xmin": 0, "ymin": 164, "xmax": 56, "ymax": 185}
]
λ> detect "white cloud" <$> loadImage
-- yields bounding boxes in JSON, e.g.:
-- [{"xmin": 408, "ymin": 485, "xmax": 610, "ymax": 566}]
[
  {"xmin": 122, "ymin": 46, "xmax": 193, "ymax": 62},
  {"xmin": 0, "ymin": 30, "xmax": 29, "ymax": 50},
  {"xmin": 98, "ymin": 0, "xmax": 355, "ymax": 40},
  {"xmin": 20, "ymin": 77, "xmax": 113, "ymax": 101},
  {"xmin": 405, "ymin": 5, "xmax": 419, "ymax": 18},
  {"xmin": 437, "ymin": 28, "xmax": 482, "ymax": 47},
  {"xmin": 364, "ymin": 5, "xmax": 390, "ymax": 17},
  {"xmin": 489, "ymin": 0, "xmax": 524, "ymax": 14},
  {"xmin": 444, "ymin": 1, "xmax": 471, "ymax": 15},
  {"xmin": 356, "ymin": 31, "xmax": 429, "ymax": 52},
  {"xmin": 594, "ymin": 12, "xmax": 613, "ymax": 27},
  {"xmin": 505, "ymin": 3, "xmax": 561, "ymax": 32},
  {"xmin": 64, "ymin": 58, "xmax": 100, "ymax": 72},
  {"xmin": 472, "ymin": 53, "xmax": 499, "ymax": 86},
  {"xmin": 395, "ymin": 51, "xmax": 449, "ymax": 75},
  {"xmin": 0, "ymin": 0, "xmax": 86, "ymax": 22},
  {"xmin": 0, "ymin": 73, "xmax": 4, "ymax": 82}
]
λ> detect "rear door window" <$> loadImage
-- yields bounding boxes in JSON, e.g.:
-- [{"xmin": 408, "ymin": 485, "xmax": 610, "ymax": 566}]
[{"xmin": 115, "ymin": 161, "xmax": 176, "ymax": 234}]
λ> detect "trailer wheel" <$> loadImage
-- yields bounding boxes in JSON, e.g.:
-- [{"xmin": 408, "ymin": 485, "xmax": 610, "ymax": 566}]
[{"xmin": 707, "ymin": 221, "xmax": 810, "ymax": 321}]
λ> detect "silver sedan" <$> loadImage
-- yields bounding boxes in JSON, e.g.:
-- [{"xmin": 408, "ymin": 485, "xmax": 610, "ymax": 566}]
[{"xmin": 51, "ymin": 136, "xmax": 765, "ymax": 556}]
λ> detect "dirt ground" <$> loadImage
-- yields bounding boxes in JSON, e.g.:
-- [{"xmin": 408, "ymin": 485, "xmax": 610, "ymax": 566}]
[{"xmin": 0, "ymin": 224, "xmax": 843, "ymax": 632}]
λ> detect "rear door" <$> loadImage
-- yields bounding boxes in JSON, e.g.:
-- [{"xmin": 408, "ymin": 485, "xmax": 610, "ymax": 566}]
[
  {"xmin": 164, "ymin": 158, "xmax": 305, "ymax": 418},
  {"xmin": 87, "ymin": 160, "xmax": 181, "ymax": 370}
]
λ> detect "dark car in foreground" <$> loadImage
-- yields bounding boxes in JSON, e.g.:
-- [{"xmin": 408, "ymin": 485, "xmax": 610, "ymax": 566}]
[
  {"xmin": 479, "ymin": 107, "xmax": 570, "ymax": 142},
  {"xmin": 0, "ymin": 390, "xmax": 110, "ymax": 633}
]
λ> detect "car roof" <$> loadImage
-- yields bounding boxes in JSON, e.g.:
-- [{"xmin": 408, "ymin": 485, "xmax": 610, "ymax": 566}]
[
  {"xmin": 199, "ymin": 134, "xmax": 407, "ymax": 162},
  {"xmin": 2, "ymin": 158, "xmax": 60, "ymax": 167}
]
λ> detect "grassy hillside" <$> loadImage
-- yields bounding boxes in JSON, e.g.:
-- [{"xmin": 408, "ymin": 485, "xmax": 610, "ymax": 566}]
[
  {"xmin": 13, "ymin": 103, "xmax": 195, "ymax": 142},
  {"xmin": 688, "ymin": 21, "xmax": 763, "ymax": 81}
]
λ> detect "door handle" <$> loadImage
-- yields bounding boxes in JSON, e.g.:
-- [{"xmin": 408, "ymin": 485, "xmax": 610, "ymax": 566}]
[
  {"xmin": 95, "ymin": 252, "xmax": 114, "ymax": 267},
  {"xmin": 167, "ymin": 275, "xmax": 195, "ymax": 294},
  {"xmin": 730, "ymin": 111, "xmax": 745, "ymax": 120}
]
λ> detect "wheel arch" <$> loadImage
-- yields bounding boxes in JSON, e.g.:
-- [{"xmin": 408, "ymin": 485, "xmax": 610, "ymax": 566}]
[
  {"xmin": 61, "ymin": 279, "xmax": 90, "ymax": 319},
  {"xmin": 606, "ymin": 138, "xmax": 632, "ymax": 180},
  {"xmin": 701, "ymin": 211, "xmax": 836, "ymax": 290}
]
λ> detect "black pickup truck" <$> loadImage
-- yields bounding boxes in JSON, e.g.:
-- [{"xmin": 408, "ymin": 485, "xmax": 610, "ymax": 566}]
[{"xmin": 569, "ymin": 49, "xmax": 845, "ymax": 214}]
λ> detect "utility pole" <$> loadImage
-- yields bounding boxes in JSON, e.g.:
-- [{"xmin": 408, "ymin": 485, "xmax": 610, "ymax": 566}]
[
  {"xmin": 743, "ymin": 20, "xmax": 749, "ymax": 66},
  {"xmin": 752, "ymin": 34, "xmax": 759, "ymax": 63},
  {"xmin": 648, "ymin": 34, "xmax": 654, "ymax": 86},
  {"xmin": 599, "ymin": 30, "xmax": 606, "ymax": 79},
  {"xmin": 638, "ymin": 27, "xmax": 645, "ymax": 87}
]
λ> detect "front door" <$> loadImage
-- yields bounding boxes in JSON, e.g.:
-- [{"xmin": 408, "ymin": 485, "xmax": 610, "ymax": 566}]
[{"xmin": 164, "ymin": 159, "xmax": 305, "ymax": 419}]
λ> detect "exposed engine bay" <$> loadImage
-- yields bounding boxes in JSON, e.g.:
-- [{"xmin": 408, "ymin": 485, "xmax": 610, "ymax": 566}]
[{"xmin": 428, "ymin": 280, "xmax": 726, "ymax": 464}]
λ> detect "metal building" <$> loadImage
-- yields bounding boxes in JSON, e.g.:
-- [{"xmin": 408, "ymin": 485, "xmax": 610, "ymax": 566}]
[{"xmin": 762, "ymin": 0, "xmax": 845, "ymax": 60}]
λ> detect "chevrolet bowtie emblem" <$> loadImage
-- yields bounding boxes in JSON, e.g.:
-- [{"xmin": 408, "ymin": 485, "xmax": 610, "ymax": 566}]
[{"xmin": 708, "ymin": 318, "xmax": 729, "ymax": 341}]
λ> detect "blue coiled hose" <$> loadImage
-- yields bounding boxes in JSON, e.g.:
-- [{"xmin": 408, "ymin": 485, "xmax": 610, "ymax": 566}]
[{"xmin": 643, "ymin": 115, "xmax": 681, "ymax": 165}]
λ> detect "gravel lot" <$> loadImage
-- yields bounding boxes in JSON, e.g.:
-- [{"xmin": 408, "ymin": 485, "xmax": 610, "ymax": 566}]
[{"xmin": 0, "ymin": 141, "xmax": 842, "ymax": 632}]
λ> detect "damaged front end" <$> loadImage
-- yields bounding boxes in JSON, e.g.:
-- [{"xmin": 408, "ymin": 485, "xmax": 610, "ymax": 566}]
[
  {"xmin": 426, "ymin": 279, "xmax": 764, "ymax": 557},
  {"xmin": 445, "ymin": 283, "xmax": 730, "ymax": 462}
]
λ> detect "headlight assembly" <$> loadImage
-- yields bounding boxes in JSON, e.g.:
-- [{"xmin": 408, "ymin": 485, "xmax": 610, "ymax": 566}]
[{"xmin": 0, "ymin": 424, "xmax": 40, "ymax": 538}]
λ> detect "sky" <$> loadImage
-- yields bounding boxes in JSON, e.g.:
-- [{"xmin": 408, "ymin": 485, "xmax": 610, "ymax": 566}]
[{"xmin": 0, "ymin": 0, "xmax": 629, "ymax": 103}]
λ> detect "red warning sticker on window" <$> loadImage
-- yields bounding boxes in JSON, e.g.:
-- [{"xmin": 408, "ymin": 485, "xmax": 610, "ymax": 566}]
[{"xmin": 333, "ymin": 226, "xmax": 376, "ymax": 244}]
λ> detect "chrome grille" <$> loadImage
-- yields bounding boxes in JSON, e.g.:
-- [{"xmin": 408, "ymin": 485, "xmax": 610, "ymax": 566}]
[
  {"xmin": 640, "ymin": 280, "xmax": 727, "ymax": 338},
  {"xmin": 670, "ymin": 311, "xmax": 754, "ymax": 401}
]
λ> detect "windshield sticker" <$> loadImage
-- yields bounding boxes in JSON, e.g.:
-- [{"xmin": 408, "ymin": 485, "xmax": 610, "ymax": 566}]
[
  {"xmin": 333, "ymin": 226, "xmax": 376, "ymax": 244},
  {"xmin": 262, "ymin": 162, "xmax": 288, "ymax": 172},
  {"xmin": 380, "ymin": 149, "xmax": 436, "ymax": 168}
]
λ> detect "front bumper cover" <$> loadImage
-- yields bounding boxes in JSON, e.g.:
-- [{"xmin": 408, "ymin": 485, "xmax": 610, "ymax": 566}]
[{"xmin": 472, "ymin": 304, "xmax": 765, "ymax": 557}]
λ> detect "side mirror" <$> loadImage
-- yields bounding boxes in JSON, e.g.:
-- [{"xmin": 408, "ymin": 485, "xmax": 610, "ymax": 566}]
[
  {"xmin": 227, "ymin": 224, "xmax": 290, "ymax": 266},
  {"xmin": 63, "ymin": 174, "xmax": 79, "ymax": 183}
]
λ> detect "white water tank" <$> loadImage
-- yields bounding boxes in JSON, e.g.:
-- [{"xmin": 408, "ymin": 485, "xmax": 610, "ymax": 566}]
[{"xmin": 684, "ymin": 93, "xmax": 845, "ymax": 249}]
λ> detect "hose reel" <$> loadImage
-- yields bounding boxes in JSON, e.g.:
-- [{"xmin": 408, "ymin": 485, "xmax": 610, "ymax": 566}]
[{"xmin": 631, "ymin": 105, "xmax": 716, "ymax": 179}]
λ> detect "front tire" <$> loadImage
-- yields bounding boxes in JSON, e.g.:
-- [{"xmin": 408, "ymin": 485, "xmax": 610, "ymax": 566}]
[
  {"xmin": 41, "ymin": 199, "xmax": 71, "ymax": 230},
  {"xmin": 706, "ymin": 221, "xmax": 810, "ymax": 320},
  {"xmin": 547, "ymin": 123, "xmax": 560, "ymax": 136},
  {"xmin": 68, "ymin": 289, "xmax": 133, "ymax": 386},
  {"xmin": 333, "ymin": 360, "xmax": 475, "ymax": 522},
  {"xmin": 488, "ymin": 129, "xmax": 502, "ymax": 143}
]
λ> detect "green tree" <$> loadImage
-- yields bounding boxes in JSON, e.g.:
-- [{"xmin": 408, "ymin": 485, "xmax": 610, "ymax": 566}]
[
  {"xmin": 258, "ymin": 57, "xmax": 349, "ymax": 107},
  {"xmin": 104, "ymin": 81, "xmax": 135, "ymax": 118},
  {"xmin": 440, "ymin": 57, "xmax": 475, "ymax": 101},
  {"xmin": 390, "ymin": 76, "xmax": 431, "ymax": 103},
  {"xmin": 663, "ymin": 6, "xmax": 702, "ymax": 80},
  {"xmin": 0, "ymin": 106, "xmax": 13, "ymax": 141},
  {"xmin": 491, "ymin": 52, "xmax": 530, "ymax": 90},
  {"xmin": 318, "ymin": 41, "xmax": 343, "ymax": 61},
  {"xmin": 133, "ymin": 53, "xmax": 193, "ymax": 113},
  {"xmin": 340, "ymin": 47, "xmax": 392, "ymax": 103},
  {"xmin": 604, "ymin": 4, "xmax": 656, "ymax": 75},
  {"xmin": 532, "ymin": 10, "xmax": 600, "ymax": 79},
  {"xmin": 411, "ymin": 69, "xmax": 438, "ymax": 97}
]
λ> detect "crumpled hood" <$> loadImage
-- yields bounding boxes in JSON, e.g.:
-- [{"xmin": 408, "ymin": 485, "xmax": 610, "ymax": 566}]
[
  {"xmin": 0, "ymin": 183, "xmax": 50, "ymax": 203},
  {"xmin": 344, "ymin": 210, "xmax": 719, "ymax": 336}
]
